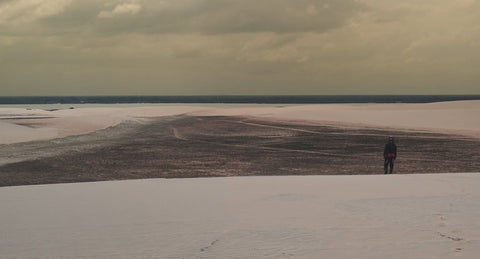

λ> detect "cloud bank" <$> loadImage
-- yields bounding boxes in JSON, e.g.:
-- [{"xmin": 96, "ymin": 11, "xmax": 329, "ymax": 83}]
[
  {"xmin": 1, "ymin": 0, "xmax": 479, "ymax": 95},
  {"xmin": 98, "ymin": 3, "xmax": 142, "ymax": 19}
]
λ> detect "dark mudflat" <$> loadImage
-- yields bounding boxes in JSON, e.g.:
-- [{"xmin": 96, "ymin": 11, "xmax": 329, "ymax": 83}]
[{"xmin": 1, "ymin": 116, "xmax": 479, "ymax": 186}]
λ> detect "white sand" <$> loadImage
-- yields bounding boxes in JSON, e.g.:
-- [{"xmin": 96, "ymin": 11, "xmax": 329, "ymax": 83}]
[
  {"xmin": 0, "ymin": 174, "xmax": 479, "ymax": 258},
  {"xmin": 1, "ymin": 101, "xmax": 479, "ymax": 144},
  {"xmin": 1, "ymin": 101, "xmax": 479, "ymax": 258},
  {"xmin": 193, "ymin": 100, "xmax": 480, "ymax": 137},
  {"xmin": 0, "ymin": 106, "xmax": 208, "ymax": 144}
]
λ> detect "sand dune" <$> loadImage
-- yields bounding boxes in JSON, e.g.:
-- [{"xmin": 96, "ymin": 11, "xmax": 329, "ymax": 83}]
[
  {"xmin": 1, "ymin": 101, "xmax": 479, "ymax": 144},
  {"xmin": 193, "ymin": 100, "xmax": 480, "ymax": 138},
  {"xmin": 0, "ymin": 106, "xmax": 205, "ymax": 144},
  {"xmin": 1, "ymin": 174, "xmax": 479, "ymax": 258},
  {"xmin": 0, "ymin": 101, "xmax": 479, "ymax": 258}
]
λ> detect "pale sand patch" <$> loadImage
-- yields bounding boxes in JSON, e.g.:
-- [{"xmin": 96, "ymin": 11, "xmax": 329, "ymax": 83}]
[
  {"xmin": 1, "ymin": 101, "xmax": 479, "ymax": 144},
  {"xmin": 0, "ymin": 106, "xmax": 208, "ymax": 144},
  {"xmin": 0, "ymin": 174, "xmax": 478, "ymax": 258},
  {"xmin": 193, "ymin": 100, "xmax": 480, "ymax": 138}
]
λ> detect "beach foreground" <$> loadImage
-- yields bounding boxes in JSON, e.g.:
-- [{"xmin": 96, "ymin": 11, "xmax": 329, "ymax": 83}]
[{"xmin": 1, "ymin": 174, "xmax": 479, "ymax": 258}]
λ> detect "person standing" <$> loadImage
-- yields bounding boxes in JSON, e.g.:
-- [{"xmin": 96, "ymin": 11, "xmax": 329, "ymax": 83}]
[{"xmin": 384, "ymin": 136, "xmax": 397, "ymax": 174}]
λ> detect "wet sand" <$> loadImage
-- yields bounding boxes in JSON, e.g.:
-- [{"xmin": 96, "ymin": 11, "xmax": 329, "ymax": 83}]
[{"xmin": 1, "ymin": 115, "xmax": 479, "ymax": 187}]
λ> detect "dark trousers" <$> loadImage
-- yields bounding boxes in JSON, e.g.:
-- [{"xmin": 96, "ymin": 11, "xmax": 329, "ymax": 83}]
[{"xmin": 384, "ymin": 158, "xmax": 395, "ymax": 174}]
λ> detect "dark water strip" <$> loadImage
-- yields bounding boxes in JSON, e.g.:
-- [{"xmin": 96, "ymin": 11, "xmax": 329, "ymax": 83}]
[{"xmin": 0, "ymin": 95, "xmax": 479, "ymax": 104}]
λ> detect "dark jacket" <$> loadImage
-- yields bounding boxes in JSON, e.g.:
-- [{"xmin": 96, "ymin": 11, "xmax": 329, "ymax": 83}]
[{"xmin": 384, "ymin": 142, "xmax": 397, "ymax": 159}]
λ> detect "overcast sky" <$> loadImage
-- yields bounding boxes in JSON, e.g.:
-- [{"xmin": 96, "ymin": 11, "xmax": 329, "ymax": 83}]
[{"xmin": 1, "ymin": 0, "xmax": 479, "ymax": 95}]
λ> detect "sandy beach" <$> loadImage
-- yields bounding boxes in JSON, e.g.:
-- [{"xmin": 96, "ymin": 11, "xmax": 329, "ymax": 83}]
[{"xmin": 0, "ymin": 101, "xmax": 479, "ymax": 258}]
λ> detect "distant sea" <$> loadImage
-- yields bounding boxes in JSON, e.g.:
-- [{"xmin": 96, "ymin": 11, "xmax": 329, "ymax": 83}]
[{"xmin": 0, "ymin": 95, "xmax": 479, "ymax": 104}]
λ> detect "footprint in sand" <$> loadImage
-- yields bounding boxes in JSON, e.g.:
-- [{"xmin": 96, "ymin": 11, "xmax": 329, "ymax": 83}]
[
  {"xmin": 438, "ymin": 215, "xmax": 447, "ymax": 227},
  {"xmin": 437, "ymin": 232, "xmax": 464, "ymax": 242},
  {"xmin": 435, "ymin": 215, "xmax": 466, "ymax": 252}
]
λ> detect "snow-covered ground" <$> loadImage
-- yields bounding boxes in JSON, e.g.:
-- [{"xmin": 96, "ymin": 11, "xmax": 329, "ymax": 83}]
[{"xmin": 1, "ymin": 174, "xmax": 479, "ymax": 258}]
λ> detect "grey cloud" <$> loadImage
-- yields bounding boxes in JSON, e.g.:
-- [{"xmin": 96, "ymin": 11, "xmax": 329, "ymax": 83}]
[
  {"xmin": 8, "ymin": 0, "xmax": 365, "ymax": 36},
  {"xmin": 0, "ymin": 0, "xmax": 96, "ymax": 36},
  {"xmin": 103, "ymin": 0, "xmax": 365, "ymax": 34},
  {"xmin": 3, "ymin": 0, "xmax": 479, "ymax": 95}
]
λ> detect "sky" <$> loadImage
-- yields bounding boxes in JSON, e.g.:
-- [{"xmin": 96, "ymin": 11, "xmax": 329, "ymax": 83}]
[{"xmin": 0, "ymin": 0, "xmax": 479, "ymax": 96}]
